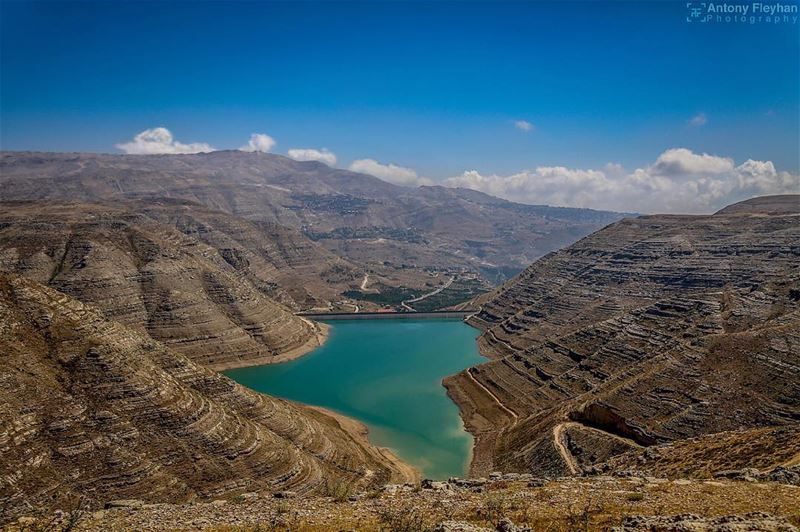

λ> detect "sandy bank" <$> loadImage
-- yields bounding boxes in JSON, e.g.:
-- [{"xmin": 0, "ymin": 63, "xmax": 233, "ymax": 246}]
[
  {"xmin": 441, "ymin": 318, "xmax": 512, "ymax": 477},
  {"xmin": 307, "ymin": 405, "xmax": 420, "ymax": 485},
  {"xmin": 208, "ymin": 318, "xmax": 329, "ymax": 372}
]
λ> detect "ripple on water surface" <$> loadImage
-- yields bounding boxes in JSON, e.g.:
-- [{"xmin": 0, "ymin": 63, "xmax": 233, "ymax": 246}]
[{"xmin": 224, "ymin": 318, "xmax": 484, "ymax": 479}]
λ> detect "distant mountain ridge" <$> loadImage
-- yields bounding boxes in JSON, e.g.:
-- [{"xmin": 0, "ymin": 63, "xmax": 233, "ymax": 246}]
[{"xmin": 0, "ymin": 151, "xmax": 629, "ymax": 287}]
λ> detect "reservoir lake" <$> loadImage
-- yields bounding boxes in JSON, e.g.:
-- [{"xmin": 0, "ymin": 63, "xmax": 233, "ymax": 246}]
[{"xmin": 224, "ymin": 318, "xmax": 484, "ymax": 479}]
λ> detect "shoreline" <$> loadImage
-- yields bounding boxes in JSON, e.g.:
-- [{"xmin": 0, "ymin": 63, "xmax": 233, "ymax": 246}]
[
  {"xmin": 441, "ymin": 316, "xmax": 511, "ymax": 477},
  {"xmin": 212, "ymin": 318, "xmax": 419, "ymax": 483},
  {"xmin": 307, "ymin": 404, "xmax": 420, "ymax": 485},
  {"xmin": 209, "ymin": 318, "xmax": 330, "ymax": 372},
  {"xmin": 217, "ymin": 315, "xmax": 481, "ymax": 482}
]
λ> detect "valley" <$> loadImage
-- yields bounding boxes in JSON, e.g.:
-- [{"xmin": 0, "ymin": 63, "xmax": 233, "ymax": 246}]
[
  {"xmin": 3, "ymin": 0, "xmax": 799, "ymax": 527},
  {"xmin": 0, "ymin": 151, "xmax": 628, "ymax": 310},
  {"xmin": 0, "ymin": 151, "xmax": 797, "ymax": 530},
  {"xmin": 225, "ymin": 318, "xmax": 485, "ymax": 480}
]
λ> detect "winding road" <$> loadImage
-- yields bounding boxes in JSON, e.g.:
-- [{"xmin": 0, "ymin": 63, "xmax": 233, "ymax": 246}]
[
  {"xmin": 465, "ymin": 368, "xmax": 519, "ymax": 426},
  {"xmin": 552, "ymin": 423, "xmax": 580, "ymax": 475},
  {"xmin": 401, "ymin": 276, "xmax": 454, "ymax": 311}
]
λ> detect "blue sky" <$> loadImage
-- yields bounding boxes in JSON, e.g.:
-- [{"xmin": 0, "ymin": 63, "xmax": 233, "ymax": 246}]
[{"xmin": 1, "ymin": 1, "xmax": 798, "ymax": 211}]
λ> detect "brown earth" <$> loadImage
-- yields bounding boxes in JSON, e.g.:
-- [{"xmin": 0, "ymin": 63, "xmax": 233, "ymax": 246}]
[
  {"xmin": 6, "ymin": 474, "xmax": 800, "ymax": 531},
  {"xmin": 447, "ymin": 195, "xmax": 800, "ymax": 477},
  {"xmin": 0, "ymin": 273, "xmax": 415, "ymax": 523},
  {"xmin": 0, "ymin": 150, "xmax": 628, "ymax": 287},
  {"xmin": 0, "ymin": 201, "xmax": 327, "ymax": 369},
  {"xmin": 593, "ymin": 425, "xmax": 800, "ymax": 479}
]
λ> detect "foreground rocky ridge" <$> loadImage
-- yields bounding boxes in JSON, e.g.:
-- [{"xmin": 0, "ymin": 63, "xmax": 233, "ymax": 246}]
[
  {"xmin": 7, "ymin": 473, "xmax": 799, "ymax": 531},
  {"xmin": 446, "ymin": 195, "xmax": 800, "ymax": 476},
  {"xmin": 0, "ymin": 274, "xmax": 413, "ymax": 522}
]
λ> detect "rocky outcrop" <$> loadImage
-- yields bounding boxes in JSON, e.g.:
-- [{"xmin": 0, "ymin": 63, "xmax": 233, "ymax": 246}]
[
  {"xmin": 449, "ymin": 199, "xmax": 800, "ymax": 476},
  {"xmin": 715, "ymin": 194, "xmax": 800, "ymax": 215},
  {"xmin": 614, "ymin": 513, "xmax": 798, "ymax": 531},
  {"xmin": 136, "ymin": 198, "xmax": 364, "ymax": 310},
  {"xmin": 0, "ymin": 273, "xmax": 413, "ymax": 520},
  {"xmin": 591, "ymin": 425, "xmax": 800, "ymax": 480},
  {"xmin": 7, "ymin": 474, "xmax": 799, "ymax": 531}
]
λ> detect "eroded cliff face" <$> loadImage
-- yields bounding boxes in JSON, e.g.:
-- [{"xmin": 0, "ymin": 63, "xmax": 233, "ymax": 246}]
[
  {"xmin": 0, "ymin": 273, "xmax": 412, "ymax": 518},
  {"xmin": 0, "ymin": 202, "xmax": 329, "ymax": 369},
  {"xmin": 446, "ymin": 196, "xmax": 800, "ymax": 476}
]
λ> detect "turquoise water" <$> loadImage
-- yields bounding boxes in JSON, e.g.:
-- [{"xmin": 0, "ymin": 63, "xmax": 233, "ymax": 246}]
[{"xmin": 224, "ymin": 319, "xmax": 484, "ymax": 479}]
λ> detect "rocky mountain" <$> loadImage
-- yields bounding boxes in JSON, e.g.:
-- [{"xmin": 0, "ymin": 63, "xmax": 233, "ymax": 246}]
[
  {"xmin": 0, "ymin": 201, "xmax": 335, "ymax": 369},
  {"xmin": 0, "ymin": 151, "xmax": 628, "ymax": 286},
  {"xmin": 445, "ymin": 195, "xmax": 800, "ymax": 476},
  {"xmin": 594, "ymin": 424, "xmax": 800, "ymax": 480},
  {"xmin": 0, "ymin": 273, "xmax": 414, "ymax": 520}
]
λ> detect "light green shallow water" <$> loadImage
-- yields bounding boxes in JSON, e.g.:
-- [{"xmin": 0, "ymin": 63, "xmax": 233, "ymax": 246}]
[{"xmin": 224, "ymin": 318, "xmax": 484, "ymax": 479}]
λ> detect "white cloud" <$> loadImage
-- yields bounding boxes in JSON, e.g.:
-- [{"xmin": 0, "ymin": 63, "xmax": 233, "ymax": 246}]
[
  {"xmin": 240, "ymin": 133, "xmax": 276, "ymax": 153},
  {"xmin": 287, "ymin": 148, "xmax": 337, "ymax": 166},
  {"xmin": 689, "ymin": 113, "xmax": 708, "ymax": 126},
  {"xmin": 116, "ymin": 127, "xmax": 214, "ymax": 154},
  {"xmin": 443, "ymin": 148, "xmax": 799, "ymax": 214},
  {"xmin": 514, "ymin": 120, "xmax": 534, "ymax": 132},
  {"xmin": 651, "ymin": 148, "xmax": 733, "ymax": 176},
  {"xmin": 349, "ymin": 159, "xmax": 433, "ymax": 187}
]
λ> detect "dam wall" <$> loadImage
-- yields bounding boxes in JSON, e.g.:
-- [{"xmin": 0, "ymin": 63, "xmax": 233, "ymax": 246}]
[{"xmin": 297, "ymin": 310, "xmax": 477, "ymax": 321}]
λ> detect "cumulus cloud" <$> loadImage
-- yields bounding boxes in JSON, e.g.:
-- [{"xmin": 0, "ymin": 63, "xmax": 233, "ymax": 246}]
[
  {"xmin": 443, "ymin": 148, "xmax": 799, "ymax": 214},
  {"xmin": 689, "ymin": 113, "xmax": 708, "ymax": 126},
  {"xmin": 514, "ymin": 120, "xmax": 534, "ymax": 132},
  {"xmin": 116, "ymin": 127, "xmax": 214, "ymax": 154},
  {"xmin": 240, "ymin": 133, "xmax": 276, "ymax": 153},
  {"xmin": 349, "ymin": 159, "xmax": 433, "ymax": 187},
  {"xmin": 287, "ymin": 148, "xmax": 337, "ymax": 166},
  {"xmin": 651, "ymin": 148, "xmax": 733, "ymax": 176}
]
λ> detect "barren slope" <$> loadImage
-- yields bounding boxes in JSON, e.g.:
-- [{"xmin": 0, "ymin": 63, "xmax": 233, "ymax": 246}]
[
  {"xmin": 0, "ymin": 151, "xmax": 627, "ymax": 284},
  {"xmin": 446, "ymin": 196, "xmax": 800, "ymax": 476},
  {"xmin": 0, "ymin": 273, "xmax": 413, "ymax": 520},
  {"xmin": 0, "ymin": 202, "xmax": 324, "ymax": 369}
]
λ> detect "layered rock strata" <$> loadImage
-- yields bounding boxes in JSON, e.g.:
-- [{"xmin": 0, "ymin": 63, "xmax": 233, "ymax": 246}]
[
  {"xmin": 0, "ymin": 273, "xmax": 412, "ymax": 519},
  {"xmin": 446, "ymin": 196, "xmax": 800, "ymax": 476},
  {"xmin": 0, "ymin": 202, "xmax": 324, "ymax": 369}
]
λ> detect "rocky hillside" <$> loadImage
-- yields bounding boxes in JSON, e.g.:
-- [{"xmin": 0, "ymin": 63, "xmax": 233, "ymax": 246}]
[
  {"xmin": 0, "ymin": 273, "xmax": 414, "ymax": 521},
  {"xmin": 0, "ymin": 202, "xmax": 331, "ymax": 369},
  {"xmin": 7, "ymin": 472, "xmax": 800, "ymax": 531},
  {"xmin": 445, "ymin": 195, "xmax": 800, "ymax": 476},
  {"xmin": 0, "ymin": 199, "xmax": 367, "ymax": 310},
  {"xmin": 0, "ymin": 151, "xmax": 628, "ymax": 284}
]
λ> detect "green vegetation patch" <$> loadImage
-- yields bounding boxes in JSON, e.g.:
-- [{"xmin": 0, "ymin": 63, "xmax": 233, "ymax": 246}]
[
  {"xmin": 343, "ymin": 285, "xmax": 424, "ymax": 306},
  {"xmin": 410, "ymin": 278, "xmax": 488, "ymax": 312}
]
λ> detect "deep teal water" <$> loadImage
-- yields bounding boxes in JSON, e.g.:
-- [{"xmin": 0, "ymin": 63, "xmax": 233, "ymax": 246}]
[{"xmin": 224, "ymin": 319, "xmax": 484, "ymax": 479}]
